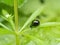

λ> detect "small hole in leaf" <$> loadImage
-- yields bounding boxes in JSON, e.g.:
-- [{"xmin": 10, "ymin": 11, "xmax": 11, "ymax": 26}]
[{"xmin": 39, "ymin": 0, "xmax": 45, "ymax": 4}]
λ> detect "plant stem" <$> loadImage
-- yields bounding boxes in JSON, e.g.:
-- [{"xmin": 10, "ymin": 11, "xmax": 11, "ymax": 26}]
[
  {"xmin": 16, "ymin": 33, "xmax": 20, "ymax": 45},
  {"xmin": 14, "ymin": 0, "xmax": 19, "ymax": 45},
  {"xmin": 14, "ymin": 0, "xmax": 18, "ymax": 32}
]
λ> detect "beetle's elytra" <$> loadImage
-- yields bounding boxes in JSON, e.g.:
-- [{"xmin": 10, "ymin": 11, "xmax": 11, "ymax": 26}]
[{"xmin": 30, "ymin": 20, "xmax": 40, "ymax": 28}]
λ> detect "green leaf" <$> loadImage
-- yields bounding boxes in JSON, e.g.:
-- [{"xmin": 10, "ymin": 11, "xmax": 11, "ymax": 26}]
[
  {"xmin": 0, "ymin": 35, "xmax": 15, "ymax": 45},
  {"xmin": 1, "ymin": 10, "xmax": 15, "ymax": 30},
  {"xmin": 0, "ymin": 0, "xmax": 26, "ymax": 7},
  {"xmin": 0, "ymin": 23, "xmax": 10, "ymax": 30},
  {"xmin": 0, "ymin": 28, "xmax": 15, "ymax": 45},
  {"xmin": 20, "ymin": 0, "xmax": 42, "ymax": 15},
  {"xmin": 0, "ymin": 0, "xmax": 13, "ymax": 6},
  {"xmin": 20, "ymin": 23, "xmax": 60, "ymax": 45},
  {"xmin": 2, "ymin": 10, "xmax": 11, "ymax": 18},
  {"xmin": 0, "ymin": 28, "xmax": 14, "ymax": 35}
]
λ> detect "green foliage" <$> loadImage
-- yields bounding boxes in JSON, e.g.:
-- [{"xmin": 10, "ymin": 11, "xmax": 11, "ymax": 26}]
[
  {"xmin": 0, "ymin": 0, "xmax": 60, "ymax": 45},
  {"xmin": 0, "ymin": 0, "xmax": 25, "ymax": 6}
]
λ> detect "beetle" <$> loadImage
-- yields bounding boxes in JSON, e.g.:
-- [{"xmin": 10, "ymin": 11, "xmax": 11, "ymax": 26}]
[{"xmin": 30, "ymin": 19, "xmax": 40, "ymax": 28}]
